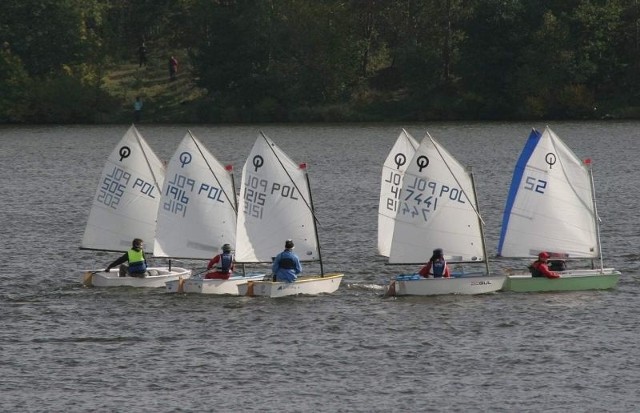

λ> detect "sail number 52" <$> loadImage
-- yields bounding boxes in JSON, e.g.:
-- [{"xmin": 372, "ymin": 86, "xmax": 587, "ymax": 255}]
[{"xmin": 524, "ymin": 176, "xmax": 547, "ymax": 193}]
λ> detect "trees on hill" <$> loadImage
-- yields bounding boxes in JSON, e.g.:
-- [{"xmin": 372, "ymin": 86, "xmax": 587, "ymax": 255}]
[{"xmin": 1, "ymin": 0, "xmax": 639, "ymax": 123}]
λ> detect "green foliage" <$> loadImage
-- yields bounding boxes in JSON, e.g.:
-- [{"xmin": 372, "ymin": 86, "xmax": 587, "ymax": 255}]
[
  {"xmin": 1, "ymin": 0, "xmax": 640, "ymax": 123},
  {"xmin": 0, "ymin": 47, "xmax": 30, "ymax": 122},
  {"xmin": 25, "ymin": 71, "xmax": 119, "ymax": 123}
]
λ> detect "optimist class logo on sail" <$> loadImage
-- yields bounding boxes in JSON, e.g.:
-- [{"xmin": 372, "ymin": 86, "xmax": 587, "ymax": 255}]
[
  {"xmin": 162, "ymin": 151, "xmax": 228, "ymax": 218},
  {"xmin": 97, "ymin": 161, "xmax": 158, "ymax": 210},
  {"xmin": 243, "ymin": 155, "xmax": 300, "ymax": 219}
]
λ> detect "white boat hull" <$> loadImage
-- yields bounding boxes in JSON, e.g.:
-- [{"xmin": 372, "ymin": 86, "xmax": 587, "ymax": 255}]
[
  {"xmin": 238, "ymin": 273, "xmax": 344, "ymax": 298},
  {"xmin": 503, "ymin": 268, "xmax": 620, "ymax": 292},
  {"xmin": 82, "ymin": 267, "xmax": 191, "ymax": 288},
  {"xmin": 165, "ymin": 272, "xmax": 266, "ymax": 295},
  {"xmin": 387, "ymin": 275, "xmax": 506, "ymax": 296}
]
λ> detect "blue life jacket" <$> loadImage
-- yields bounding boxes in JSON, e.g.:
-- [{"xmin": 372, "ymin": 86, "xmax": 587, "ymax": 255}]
[
  {"xmin": 432, "ymin": 260, "xmax": 446, "ymax": 278},
  {"xmin": 216, "ymin": 253, "xmax": 233, "ymax": 273}
]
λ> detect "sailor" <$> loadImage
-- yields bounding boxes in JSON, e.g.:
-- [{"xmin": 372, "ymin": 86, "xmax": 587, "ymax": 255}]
[
  {"xmin": 205, "ymin": 244, "xmax": 235, "ymax": 280},
  {"xmin": 529, "ymin": 252, "xmax": 560, "ymax": 279},
  {"xmin": 419, "ymin": 248, "xmax": 451, "ymax": 278},
  {"xmin": 272, "ymin": 239, "xmax": 302, "ymax": 282},
  {"xmin": 104, "ymin": 238, "xmax": 148, "ymax": 277}
]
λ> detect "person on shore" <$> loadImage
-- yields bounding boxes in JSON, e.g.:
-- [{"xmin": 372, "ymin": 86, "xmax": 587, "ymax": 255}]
[
  {"xmin": 272, "ymin": 239, "xmax": 302, "ymax": 282},
  {"xmin": 419, "ymin": 248, "xmax": 451, "ymax": 278},
  {"xmin": 529, "ymin": 252, "xmax": 560, "ymax": 278},
  {"xmin": 138, "ymin": 42, "xmax": 147, "ymax": 67},
  {"xmin": 204, "ymin": 244, "xmax": 235, "ymax": 280},
  {"xmin": 133, "ymin": 96, "xmax": 143, "ymax": 122},
  {"xmin": 169, "ymin": 56, "xmax": 178, "ymax": 81},
  {"xmin": 105, "ymin": 238, "xmax": 147, "ymax": 277}
]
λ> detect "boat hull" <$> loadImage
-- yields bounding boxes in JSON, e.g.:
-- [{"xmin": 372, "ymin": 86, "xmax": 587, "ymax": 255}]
[
  {"xmin": 503, "ymin": 269, "xmax": 620, "ymax": 292},
  {"xmin": 82, "ymin": 267, "xmax": 191, "ymax": 288},
  {"xmin": 238, "ymin": 273, "xmax": 344, "ymax": 298},
  {"xmin": 389, "ymin": 275, "xmax": 506, "ymax": 296},
  {"xmin": 165, "ymin": 272, "xmax": 266, "ymax": 295}
]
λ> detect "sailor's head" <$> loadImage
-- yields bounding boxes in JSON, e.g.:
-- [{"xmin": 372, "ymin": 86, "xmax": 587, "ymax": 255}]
[
  {"xmin": 222, "ymin": 244, "xmax": 232, "ymax": 253},
  {"xmin": 285, "ymin": 239, "xmax": 294, "ymax": 249},
  {"xmin": 538, "ymin": 251, "xmax": 550, "ymax": 261},
  {"xmin": 132, "ymin": 238, "xmax": 144, "ymax": 249}
]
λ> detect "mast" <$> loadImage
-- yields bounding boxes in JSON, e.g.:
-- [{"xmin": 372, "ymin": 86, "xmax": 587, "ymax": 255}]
[
  {"xmin": 302, "ymin": 163, "xmax": 324, "ymax": 276},
  {"xmin": 468, "ymin": 166, "xmax": 490, "ymax": 275},
  {"xmin": 586, "ymin": 159, "xmax": 605, "ymax": 272}
]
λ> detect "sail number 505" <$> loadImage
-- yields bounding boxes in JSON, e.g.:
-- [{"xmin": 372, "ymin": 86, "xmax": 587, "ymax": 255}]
[{"xmin": 524, "ymin": 176, "xmax": 547, "ymax": 193}]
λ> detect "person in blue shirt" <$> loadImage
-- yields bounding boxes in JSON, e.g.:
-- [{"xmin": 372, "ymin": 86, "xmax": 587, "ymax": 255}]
[
  {"xmin": 272, "ymin": 239, "xmax": 302, "ymax": 282},
  {"xmin": 133, "ymin": 96, "xmax": 143, "ymax": 122}
]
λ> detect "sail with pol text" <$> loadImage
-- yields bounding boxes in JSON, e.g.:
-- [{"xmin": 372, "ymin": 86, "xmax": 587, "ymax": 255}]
[
  {"xmin": 154, "ymin": 131, "xmax": 237, "ymax": 260},
  {"xmin": 235, "ymin": 132, "xmax": 319, "ymax": 264},
  {"xmin": 159, "ymin": 131, "xmax": 264, "ymax": 295},
  {"xmin": 82, "ymin": 125, "xmax": 164, "ymax": 252},
  {"xmin": 235, "ymin": 132, "xmax": 343, "ymax": 297},
  {"xmin": 384, "ymin": 132, "xmax": 504, "ymax": 296},
  {"xmin": 378, "ymin": 129, "xmax": 420, "ymax": 257},
  {"xmin": 80, "ymin": 125, "xmax": 190, "ymax": 287}
]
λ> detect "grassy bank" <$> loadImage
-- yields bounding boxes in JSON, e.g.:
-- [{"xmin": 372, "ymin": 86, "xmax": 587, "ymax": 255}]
[{"xmin": 102, "ymin": 49, "xmax": 207, "ymax": 124}]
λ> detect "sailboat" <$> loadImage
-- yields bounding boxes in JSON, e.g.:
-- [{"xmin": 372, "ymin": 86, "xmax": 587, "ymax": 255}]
[
  {"xmin": 160, "ymin": 131, "xmax": 265, "ymax": 295},
  {"xmin": 497, "ymin": 126, "xmax": 620, "ymax": 292},
  {"xmin": 384, "ymin": 132, "xmax": 505, "ymax": 296},
  {"xmin": 235, "ymin": 132, "xmax": 344, "ymax": 298},
  {"xmin": 81, "ymin": 125, "xmax": 190, "ymax": 287},
  {"xmin": 378, "ymin": 129, "xmax": 419, "ymax": 257}
]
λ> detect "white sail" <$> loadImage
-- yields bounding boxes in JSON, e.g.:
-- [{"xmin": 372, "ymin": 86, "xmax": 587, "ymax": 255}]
[
  {"xmin": 377, "ymin": 129, "xmax": 420, "ymax": 257},
  {"xmin": 388, "ymin": 132, "xmax": 485, "ymax": 264},
  {"xmin": 153, "ymin": 131, "xmax": 237, "ymax": 259},
  {"xmin": 235, "ymin": 132, "xmax": 318, "ymax": 263},
  {"xmin": 81, "ymin": 125, "xmax": 164, "ymax": 252},
  {"xmin": 497, "ymin": 126, "xmax": 598, "ymax": 258}
]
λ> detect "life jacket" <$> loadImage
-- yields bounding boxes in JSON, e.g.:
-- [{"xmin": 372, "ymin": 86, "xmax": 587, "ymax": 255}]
[
  {"xmin": 127, "ymin": 248, "xmax": 147, "ymax": 273},
  {"xmin": 432, "ymin": 259, "xmax": 446, "ymax": 278},
  {"xmin": 528, "ymin": 261, "xmax": 544, "ymax": 277},
  {"xmin": 216, "ymin": 253, "xmax": 233, "ymax": 273},
  {"xmin": 279, "ymin": 256, "xmax": 295, "ymax": 269}
]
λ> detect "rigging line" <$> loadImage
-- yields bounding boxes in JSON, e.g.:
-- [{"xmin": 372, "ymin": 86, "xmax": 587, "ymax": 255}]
[
  {"xmin": 133, "ymin": 126, "xmax": 163, "ymax": 191},
  {"xmin": 426, "ymin": 132, "xmax": 486, "ymax": 226},
  {"xmin": 258, "ymin": 131, "xmax": 320, "ymax": 226},
  {"xmin": 187, "ymin": 130, "xmax": 238, "ymax": 215}
]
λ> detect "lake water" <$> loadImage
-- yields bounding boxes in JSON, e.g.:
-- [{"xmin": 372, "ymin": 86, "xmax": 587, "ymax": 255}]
[{"xmin": 1, "ymin": 122, "xmax": 639, "ymax": 412}]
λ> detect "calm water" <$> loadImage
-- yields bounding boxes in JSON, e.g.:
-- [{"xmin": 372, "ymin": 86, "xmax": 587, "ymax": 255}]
[{"xmin": 1, "ymin": 122, "xmax": 639, "ymax": 412}]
